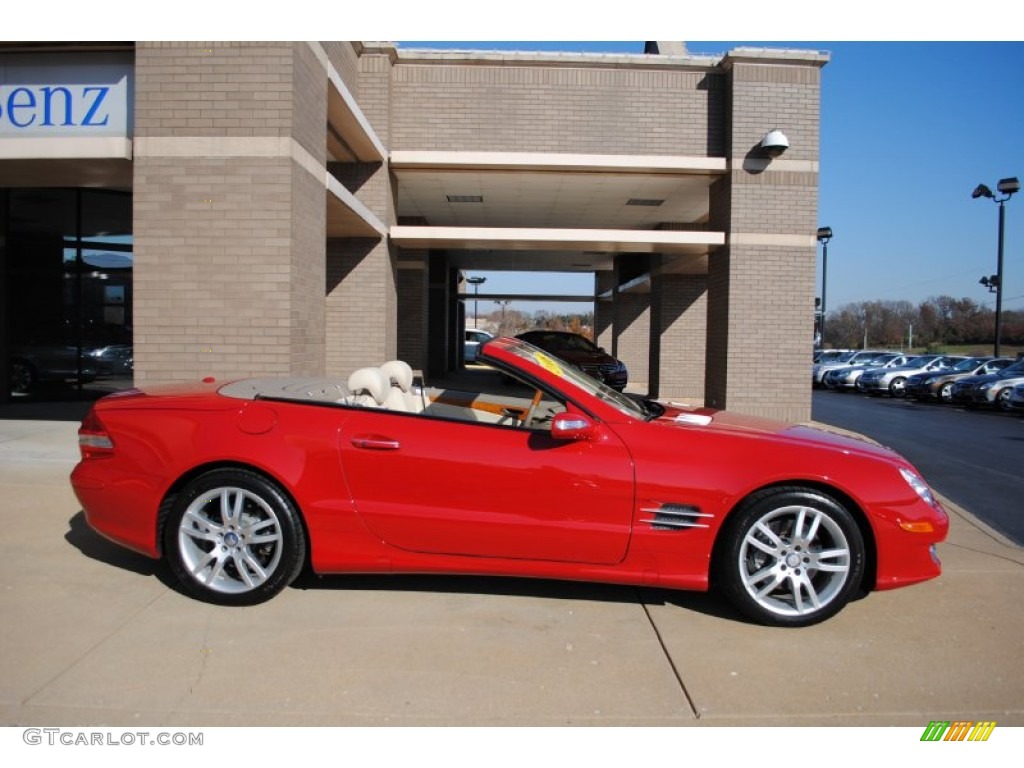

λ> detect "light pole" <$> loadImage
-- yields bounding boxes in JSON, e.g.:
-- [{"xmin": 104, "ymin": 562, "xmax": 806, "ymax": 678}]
[
  {"xmin": 972, "ymin": 177, "xmax": 1018, "ymax": 357},
  {"xmin": 466, "ymin": 275, "xmax": 486, "ymax": 327},
  {"xmin": 816, "ymin": 226, "xmax": 833, "ymax": 346}
]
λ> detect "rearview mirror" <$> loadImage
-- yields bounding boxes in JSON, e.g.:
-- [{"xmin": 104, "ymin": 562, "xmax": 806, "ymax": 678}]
[{"xmin": 551, "ymin": 413, "xmax": 596, "ymax": 441}]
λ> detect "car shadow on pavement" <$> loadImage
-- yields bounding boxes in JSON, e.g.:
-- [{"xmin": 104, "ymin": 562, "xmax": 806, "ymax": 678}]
[
  {"xmin": 65, "ymin": 510, "xmax": 163, "ymax": 579},
  {"xmin": 294, "ymin": 572, "xmax": 746, "ymax": 623}
]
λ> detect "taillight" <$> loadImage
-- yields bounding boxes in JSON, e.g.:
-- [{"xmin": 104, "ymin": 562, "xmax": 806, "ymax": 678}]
[{"xmin": 78, "ymin": 409, "xmax": 114, "ymax": 459}]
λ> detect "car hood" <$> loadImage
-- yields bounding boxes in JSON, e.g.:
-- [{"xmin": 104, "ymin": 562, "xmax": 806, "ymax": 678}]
[{"xmin": 652, "ymin": 402, "xmax": 901, "ymax": 463}]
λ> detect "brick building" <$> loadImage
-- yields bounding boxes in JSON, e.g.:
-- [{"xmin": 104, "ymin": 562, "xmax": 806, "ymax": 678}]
[{"xmin": 1, "ymin": 41, "xmax": 828, "ymax": 421}]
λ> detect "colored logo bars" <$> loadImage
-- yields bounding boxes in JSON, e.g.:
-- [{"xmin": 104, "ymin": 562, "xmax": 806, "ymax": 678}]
[{"xmin": 921, "ymin": 721, "xmax": 997, "ymax": 742}]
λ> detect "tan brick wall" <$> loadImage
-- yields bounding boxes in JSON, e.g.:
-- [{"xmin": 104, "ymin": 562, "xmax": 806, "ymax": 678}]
[
  {"xmin": 321, "ymin": 41, "xmax": 361, "ymax": 97},
  {"xmin": 612, "ymin": 292, "xmax": 650, "ymax": 388},
  {"xmin": 325, "ymin": 238, "xmax": 395, "ymax": 373},
  {"xmin": 391, "ymin": 63, "xmax": 727, "ymax": 157},
  {"xmin": 135, "ymin": 42, "xmax": 296, "ymax": 138},
  {"xmin": 397, "ymin": 261, "xmax": 429, "ymax": 370},
  {"xmin": 653, "ymin": 274, "xmax": 707, "ymax": 401},
  {"xmin": 133, "ymin": 156, "xmax": 297, "ymax": 382}
]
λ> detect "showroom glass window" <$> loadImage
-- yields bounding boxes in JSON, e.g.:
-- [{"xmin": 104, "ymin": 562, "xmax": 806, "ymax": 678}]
[{"xmin": 2, "ymin": 189, "xmax": 133, "ymax": 398}]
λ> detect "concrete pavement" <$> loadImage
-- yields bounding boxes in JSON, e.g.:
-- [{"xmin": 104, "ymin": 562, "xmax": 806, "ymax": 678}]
[{"xmin": 1, "ymin": 416, "xmax": 1022, "ymax": 726}]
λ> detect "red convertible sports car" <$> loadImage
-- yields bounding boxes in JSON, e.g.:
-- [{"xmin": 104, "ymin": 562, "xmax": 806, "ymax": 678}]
[{"xmin": 71, "ymin": 337, "xmax": 948, "ymax": 627}]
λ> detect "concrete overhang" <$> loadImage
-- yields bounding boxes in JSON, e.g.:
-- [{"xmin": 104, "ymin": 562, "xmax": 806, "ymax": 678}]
[
  {"xmin": 390, "ymin": 226, "xmax": 723, "ymax": 255},
  {"xmin": 390, "ymin": 150, "xmax": 726, "ymax": 175},
  {"xmin": 327, "ymin": 175, "xmax": 386, "ymax": 238}
]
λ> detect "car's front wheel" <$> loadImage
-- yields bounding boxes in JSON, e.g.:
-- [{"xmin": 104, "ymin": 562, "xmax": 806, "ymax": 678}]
[
  {"xmin": 163, "ymin": 468, "xmax": 306, "ymax": 606},
  {"xmin": 939, "ymin": 382, "xmax": 954, "ymax": 403},
  {"xmin": 715, "ymin": 487, "xmax": 866, "ymax": 627}
]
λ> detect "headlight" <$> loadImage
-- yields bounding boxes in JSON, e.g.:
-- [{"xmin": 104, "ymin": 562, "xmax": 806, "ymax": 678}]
[
  {"xmin": 900, "ymin": 467, "xmax": 938, "ymax": 508},
  {"xmin": 977, "ymin": 382, "xmax": 996, "ymax": 392}
]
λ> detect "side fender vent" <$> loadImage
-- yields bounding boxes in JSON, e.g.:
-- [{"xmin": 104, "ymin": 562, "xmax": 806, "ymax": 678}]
[{"xmin": 642, "ymin": 503, "xmax": 712, "ymax": 531}]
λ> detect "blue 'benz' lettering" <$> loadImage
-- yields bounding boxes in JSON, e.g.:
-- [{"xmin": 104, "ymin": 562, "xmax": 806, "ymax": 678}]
[
  {"xmin": 41, "ymin": 86, "xmax": 74, "ymax": 126},
  {"xmin": 7, "ymin": 87, "xmax": 38, "ymax": 127},
  {"xmin": 81, "ymin": 86, "xmax": 110, "ymax": 127}
]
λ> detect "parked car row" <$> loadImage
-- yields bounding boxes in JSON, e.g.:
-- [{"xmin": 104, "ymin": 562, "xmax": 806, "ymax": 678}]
[{"xmin": 815, "ymin": 350, "xmax": 1024, "ymax": 414}]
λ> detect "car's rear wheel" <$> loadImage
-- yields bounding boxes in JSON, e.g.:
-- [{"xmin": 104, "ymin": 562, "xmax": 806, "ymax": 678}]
[
  {"xmin": 715, "ymin": 487, "xmax": 865, "ymax": 627},
  {"xmin": 888, "ymin": 377, "xmax": 907, "ymax": 397},
  {"xmin": 10, "ymin": 360, "xmax": 35, "ymax": 394},
  {"xmin": 939, "ymin": 382, "xmax": 954, "ymax": 403},
  {"xmin": 164, "ymin": 468, "xmax": 306, "ymax": 606}
]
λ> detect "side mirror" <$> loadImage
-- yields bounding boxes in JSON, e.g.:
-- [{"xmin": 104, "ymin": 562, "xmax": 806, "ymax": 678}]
[{"xmin": 551, "ymin": 412, "xmax": 596, "ymax": 441}]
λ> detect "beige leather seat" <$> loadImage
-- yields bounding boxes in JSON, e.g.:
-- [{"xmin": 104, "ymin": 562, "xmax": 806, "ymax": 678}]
[
  {"xmin": 380, "ymin": 360, "xmax": 423, "ymax": 412},
  {"xmin": 346, "ymin": 367, "xmax": 391, "ymax": 409}
]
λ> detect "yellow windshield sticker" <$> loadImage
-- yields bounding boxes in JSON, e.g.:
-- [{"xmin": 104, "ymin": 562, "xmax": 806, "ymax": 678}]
[{"xmin": 534, "ymin": 352, "xmax": 564, "ymax": 376}]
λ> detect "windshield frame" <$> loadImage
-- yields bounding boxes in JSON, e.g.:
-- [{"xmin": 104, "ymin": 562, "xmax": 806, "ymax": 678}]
[{"xmin": 497, "ymin": 340, "xmax": 648, "ymax": 420}]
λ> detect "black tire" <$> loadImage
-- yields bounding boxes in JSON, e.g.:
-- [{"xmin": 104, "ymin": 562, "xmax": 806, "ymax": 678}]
[
  {"xmin": 888, "ymin": 377, "xmax": 907, "ymax": 397},
  {"xmin": 939, "ymin": 382, "xmax": 954, "ymax": 404},
  {"xmin": 714, "ymin": 487, "xmax": 866, "ymax": 627},
  {"xmin": 10, "ymin": 360, "xmax": 35, "ymax": 394},
  {"xmin": 163, "ymin": 468, "xmax": 306, "ymax": 606}
]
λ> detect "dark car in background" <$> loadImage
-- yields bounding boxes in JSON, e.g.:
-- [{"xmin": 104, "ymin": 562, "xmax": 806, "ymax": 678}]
[
  {"xmin": 905, "ymin": 357, "xmax": 1014, "ymax": 403},
  {"xmin": 515, "ymin": 331, "xmax": 628, "ymax": 391},
  {"xmin": 10, "ymin": 345, "xmax": 99, "ymax": 394}
]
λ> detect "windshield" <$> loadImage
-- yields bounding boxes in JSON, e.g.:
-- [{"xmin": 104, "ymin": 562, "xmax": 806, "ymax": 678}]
[
  {"xmin": 518, "ymin": 332, "xmax": 599, "ymax": 354},
  {"xmin": 904, "ymin": 356, "xmax": 935, "ymax": 367},
  {"xmin": 502, "ymin": 341, "xmax": 647, "ymax": 420},
  {"xmin": 1001, "ymin": 360, "xmax": 1024, "ymax": 375},
  {"xmin": 953, "ymin": 357, "xmax": 987, "ymax": 372}
]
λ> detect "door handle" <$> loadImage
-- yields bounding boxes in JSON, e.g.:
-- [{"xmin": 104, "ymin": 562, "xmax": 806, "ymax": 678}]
[{"xmin": 351, "ymin": 434, "xmax": 401, "ymax": 450}]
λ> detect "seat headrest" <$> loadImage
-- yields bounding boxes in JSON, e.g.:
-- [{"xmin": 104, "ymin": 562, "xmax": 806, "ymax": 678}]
[
  {"xmin": 380, "ymin": 360, "xmax": 414, "ymax": 392},
  {"xmin": 347, "ymin": 367, "xmax": 390, "ymax": 405}
]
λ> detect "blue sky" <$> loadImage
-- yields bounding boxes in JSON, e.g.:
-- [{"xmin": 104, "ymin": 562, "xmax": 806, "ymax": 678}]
[{"xmin": 398, "ymin": 41, "xmax": 1024, "ymax": 317}]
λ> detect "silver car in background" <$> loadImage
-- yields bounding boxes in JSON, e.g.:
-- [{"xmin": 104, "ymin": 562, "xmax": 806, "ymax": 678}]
[
  {"xmin": 822, "ymin": 353, "xmax": 908, "ymax": 391},
  {"xmin": 813, "ymin": 350, "xmax": 893, "ymax": 388},
  {"xmin": 856, "ymin": 355, "xmax": 966, "ymax": 398}
]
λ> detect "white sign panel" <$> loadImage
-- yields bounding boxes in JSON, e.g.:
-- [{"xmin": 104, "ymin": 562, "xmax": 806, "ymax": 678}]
[{"xmin": 0, "ymin": 53, "xmax": 132, "ymax": 139}]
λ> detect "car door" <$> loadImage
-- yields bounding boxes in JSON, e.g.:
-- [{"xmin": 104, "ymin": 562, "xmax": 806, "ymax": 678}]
[{"xmin": 337, "ymin": 403, "xmax": 634, "ymax": 565}]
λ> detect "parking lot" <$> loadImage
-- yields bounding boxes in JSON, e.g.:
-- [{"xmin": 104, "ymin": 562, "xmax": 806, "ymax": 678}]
[
  {"xmin": 1, "ymin": 417, "xmax": 1022, "ymax": 728},
  {"xmin": 812, "ymin": 387, "xmax": 1024, "ymax": 544}
]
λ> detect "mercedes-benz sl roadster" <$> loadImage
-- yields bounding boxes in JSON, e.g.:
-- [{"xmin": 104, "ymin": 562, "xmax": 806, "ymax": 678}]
[{"xmin": 71, "ymin": 337, "xmax": 948, "ymax": 627}]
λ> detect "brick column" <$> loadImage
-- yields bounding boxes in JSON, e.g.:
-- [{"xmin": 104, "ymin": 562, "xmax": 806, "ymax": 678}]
[
  {"xmin": 704, "ymin": 57, "xmax": 822, "ymax": 422},
  {"xmin": 133, "ymin": 42, "xmax": 327, "ymax": 384},
  {"xmin": 652, "ymin": 273, "xmax": 707, "ymax": 401}
]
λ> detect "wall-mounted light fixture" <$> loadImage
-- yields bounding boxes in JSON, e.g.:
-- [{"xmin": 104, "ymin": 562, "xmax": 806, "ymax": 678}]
[{"xmin": 760, "ymin": 129, "xmax": 789, "ymax": 158}]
